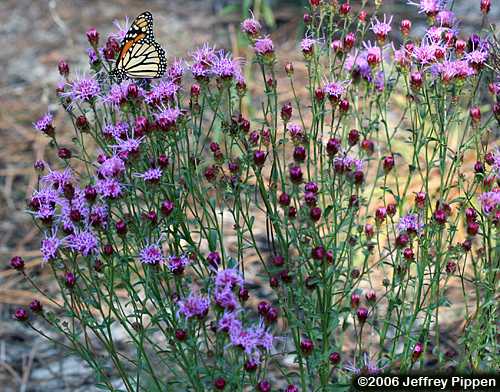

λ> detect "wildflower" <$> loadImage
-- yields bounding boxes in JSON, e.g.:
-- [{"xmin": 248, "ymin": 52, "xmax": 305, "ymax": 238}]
[
  {"xmin": 478, "ymin": 189, "xmax": 500, "ymax": 215},
  {"xmin": 412, "ymin": 342, "xmax": 424, "ymax": 361},
  {"xmin": 407, "ymin": 0, "xmax": 443, "ymax": 16},
  {"xmin": 167, "ymin": 254, "xmax": 190, "ymax": 274},
  {"xmin": 218, "ymin": 311, "xmax": 242, "ymax": 333},
  {"xmin": 66, "ymin": 230, "xmax": 99, "ymax": 256},
  {"xmin": 215, "ymin": 268, "xmax": 244, "ymax": 289},
  {"xmin": 191, "ymin": 43, "xmax": 217, "ymax": 66},
  {"xmin": 146, "ymin": 80, "xmax": 180, "ymax": 106},
  {"xmin": 398, "ymin": 214, "xmax": 424, "ymax": 236},
  {"xmin": 214, "ymin": 378, "xmax": 226, "ymax": 390},
  {"xmin": 257, "ymin": 380, "xmax": 271, "ymax": 392},
  {"xmin": 58, "ymin": 59, "xmax": 69, "ymax": 77},
  {"xmin": 105, "ymin": 80, "xmax": 143, "ymax": 107},
  {"xmin": 154, "ymin": 106, "xmax": 181, "ymax": 131},
  {"xmin": 300, "ymin": 338, "xmax": 314, "ymax": 355},
  {"xmin": 253, "ymin": 37, "xmax": 274, "ymax": 58},
  {"xmin": 161, "ymin": 199, "xmax": 175, "ymax": 216},
  {"xmin": 413, "ymin": 40, "xmax": 437, "ymax": 65},
  {"xmin": 29, "ymin": 299, "xmax": 43, "ymax": 313},
  {"xmin": 62, "ymin": 73, "xmax": 100, "ymax": 103},
  {"xmin": 371, "ymin": 14, "xmax": 392, "ymax": 43},
  {"xmin": 99, "ymin": 155, "xmax": 125, "ymax": 178},
  {"xmin": 177, "ymin": 292, "xmax": 210, "ymax": 319},
  {"xmin": 301, "ymin": 37, "xmax": 316, "ymax": 57},
  {"xmin": 400, "ymin": 19, "xmax": 412, "ymax": 36},
  {"xmin": 289, "ymin": 166, "xmax": 303, "ymax": 183},
  {"xmin": 465, "ymin": 46, "xmax": 489, "ymax": 70},
  {"xmin": 166, "ymin": 59, "xmax": 185, "ymax": 83},
  {"xmin": 113, "ymin": 135, "xmax": 143, "ymax": 157},
  {"xmin": 211, "ymin": 50, "xmax": 241, "ymax": 80},
  {"xmin": 435, "ymin": 10, "xmax": 455, "ymax": 28},
  {"xmin": 323, "ymin": 80, "xmax": 348, "ymax": 102},
  {"xmin": 175, "ymin": 329, "xmax": 187, "ymax": 341},
  {"xmin": 65, "ymin": 271, "xmax": 77, "ymax": 288},
  {"xmin": 480, "ymin": 0, "xmax": 491, "ymax": 14},
  {"xmin": 42, "ymin": 167, "xmax": 73, "ymax": 192},
  {"xmin": 14, "ymin": 308, "xmax": 28, "ymax": 322},
  {"xmin": 215, "ymin": 286, "xmax": 239, "ymax": 310},
  {"xmin": 10, "ymin": 256, "xmax": 25, "ymax": 271},
  {"xmin": 134, "ymin": 167, "xmax": 162, "ymax": 184},
  {"xmin": 139, "ymin": 244, "xmax": 165, "ymax": 265},
  {"xmin": 241, "ymin": 15, "xmax": 261, "ymax": 38},
  {"xmin": 345, "ymin": 353, "xmax": 382, "ymax": 375},
  {"xmin": 329, "ymin": 351, "xmax": 341, "ymax": 365},
  {"xmin": 286, "ymin": 123, "xmax": 303, "ymax": 143},
  {"xmin": 41, "ymin": 233, "xmax": 61, "ymax": 262},
  {"xmin": 86, "ymin": 48, "xmax": 99, "ymax": 65},
  {"xmin": 33, "ymin": 113, "xmax": 54, "ymax": 136},
  {"xmin": 363, "ymin": 42, "xmax": 382, "ymax": 67},
  {"xmin": 96, "ymin": 178, "xmax": 122, "ymax": 199},
  {"xmin": 110, "ymin": 16, "xmax": 130, "ymax": 42}
]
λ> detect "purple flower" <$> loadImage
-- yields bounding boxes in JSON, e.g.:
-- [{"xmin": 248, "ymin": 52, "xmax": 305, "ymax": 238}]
[
  {"xmin": 241, "ymin": 16, "xmax": 261, "ymax": 37},
  {"xmin": 374, "ymin": 71, "xmax": 385, "ymax": 92},
  {"xmin": 139, "ymin": 244, "xmax": 165, "ymax": 265},
  {"xmin": 478, "ymin": 189, "xmax": 500, "ymax": 215},
  {"xmin": 62, "ymin": 73, "xmax": 100, "ymax": 103},
  {"xmin": 166, "ymin": 59, "xmax": 185, "ymax": 83},
  {"xmin": 86, "ymin": 48, "xmax": 99, "ymax": 64},
  {"xmin": 345, "ymin": 51, "xmax": 372, "ymax": 81},
  {"xmin": 190, "ymin": 62, "xmax": 211, "ymax": 80},
  {"xmin": 110, "ymin": 16, "xmax": 130, "ymax": 42},
  {"xmin": 413, "ymin": 40, "xmax": 437, "ymax": 65},
  {"xmin": 301, "ymin": 37, "xmax": 316, "ymax": 54},
  {"xmin": 105, "ymin": 80, "xmax": 143, "ymax": 107},
  {"xmin": 491, "ymin": 149, "xmax": 500, "ymax": 179},
  {"xmin": 333, "ymin": 154, "xmax": 364, "ymax": 173},
  {"xmin": 33, "ymin": 113, "xmax": 54, "ymax": 135},
  {"xmin": 228, "ymin": 320, "xmax": 274, "ymax": 359},
  {"xmin": 89, "ymin": 203, "xmax": 108, "ymax": 227},
  {"xmin": 167, "ymin": 254, "xmax": 190, "ymax": 274},
  {"xmin": 96, "ymin": 178, "xmax": 122, "ymax": 199},
  {"xmin": 324, "ymin": 80, "xmax": 349, "ymax": 100},
  {"xmin": 113, "ymin": 135, "xmax": 143, "ymax": 156},
  {"xmin": 211, "ymin": 50, "xmax": 241, "ymax": 79},
  {"xmin": 435, "ymin": 10, "xmax": 456, "ymax": 27},
  {"xmin": 215, "ymin": 286, "xmax": 239, "ymax": 310},
  {"xmin": 465, "ymin": 47, "xmax": 489, "ymax": 69},
  {"xmin": 344, "ymin": 353, "xmax": 383, "ymax": 375},
  {"xmin": 371, "ymin": 14, "xmax": 392, "ymax": 41},
  {"xmin": 215, "ymin": 268, "xmax": 244, "ymax": 289},
  {"xmin": 191, "ymin": 43, "xmax": 217, "ymax": 68},
  {"xmin": 134, "ymin": 168, "xmax": 162, "ymax": 183},
  {"xmin": 218, "ymin": 311, "xmax": 242, "ymax": 333},
  {"xmin": 66, "ymin": 230, "xmax": 99, "ymax": 256},
  {"xmin": 99, "ymin": 155, "xmax": 125, "ymax": 178},
  {"xmin": 154, "ymin": 107, "xmax": 181, "ymax": 130},
  {"xmin": 398, "ymin": 214, "xmax": 424, "ymax": 235},
  {"xmin": 253, "ymin": 37, "xmax": 274, "ymax": 56},
  {"xmin": 145, "ymin": 80, "xmax": 180, "ymax": 105},
  {"xmin": 41, "ymin": 233, "xmax": 61, "ymax": 262},
  {"xmin": 42, "ymin": 168, "xmax": 73, "ymax": 192},
  {"xmin": 407, "ymin": 0, "xmax": 445, "ymax": 15},
  {"xmin": 177, "ymin": 293, "xmax": 210, "ymax": 319}
]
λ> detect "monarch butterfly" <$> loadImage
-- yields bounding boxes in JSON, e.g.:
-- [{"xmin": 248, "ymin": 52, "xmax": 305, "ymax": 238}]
[{"xmin": 111, "ymin": 11, "xmax": 167, "ymax": 81}]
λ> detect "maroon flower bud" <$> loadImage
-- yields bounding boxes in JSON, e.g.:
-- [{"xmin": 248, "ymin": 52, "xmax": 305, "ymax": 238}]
[
  {"xmin": 387, "ymin": 203, "xmax": 396, "ymax": 217},
  {"xmin": 311, "ymin": 246, "xmax": 325, "ymax": 261},
  {"xmin": 315, "ymin": 87, "xmax": 325, "ymax": 102},
  {"xmin": 465, "ymin": 207, "xmax": 477, "ymax": 223},
  {"xmin": 293, "ymin": 146, "xmax": 306, "ymax": 162},
  {"xmin": 278, "ymin": 192, "xmax": 291, "ymax": 207},
  {"xmin": 207, "ymin": 251, "xmax": 221, "ymax": 268},
  {"xmin": 339, "ymin": 99, "xmax": 350, "ymax": 113},
  {"xmin": 58, "ymin": 147, "xmax": 72, "ymax": 160},
  {"xmin": 285, "ymin": 385, "xmax": 299, "ymax": 392},
  {"xmin": 410, "ymin": 72, "xmax": 423, "ymax": 89},
  {"xmin": 365, "ymin": 289, "xmax": 376, "ymax": 303},
  {"xmin": 280, "ymin": 269, "xmax": 293, "ymax": 283},
  {"xmin": 462, "ymin": 239, "xmax": 472, "ymax": 252},
  {"xmin": 305, "ymin": 276, "xmax": 317, "ymax": 290},
  {"xmin": 329, "ymin": 351, "xmax": 341, "ymax": 365},
  {"xmin": 480, "ymin": 0, "xmax": 491, "ymax": 14},
  {"xmin": 160, "ymin": 200, "xmax": 174, "ymax": 216},
  {"xmin": 358, "ymin": 10, "xmax": 367, "ymax": 23},
  {"xmin": 469, "ymin": 106, "xmax": 481, "ymax": 123},
  {"xmin": 84, "ymin": 185, "xmax": 97, "ymax": 202},
  {"xmin": 446, "ymin": 261, "xmax": 457, "ymax": 274},
  {"xmin": 265, "ymin": 306, "xmax": 279, "ymax": 323},
  {"xmin": 34, "ymin": 160, "xmax": 45, "ymax": 172},
  {"xmin": 474, "ymin": 161, "xmax": 484, "ymax": 174},
  {"xmin": 281, "ymin": 102, "xmax": 293, "ymax": 122},
  {"xmin": 103, "ymin": 244, "xmax": 114, "ymax": 256},
  {"xmin": 485, "ymin": 152, "xmax": 494, "ymax": 165},
  {"xmin": 64, "ymin": 272, "xmax": 76, "ymax": 288},
  {"xmin": 303, "ymin": 182, "xmax": 317, "ymax": 194},
  {"xmin": 353, "ymin": 171, "xmax": 364, "ymax": 185},
  {"xmin": 300, "ymin": 338, "xmax": 314, "ymax": 355},
  {"xmin": 175, "ymin": 329, "xmax": 187, "ymax": 341},
  {"xmin": 344, "ymin": 32, "xmax": 356, "ymax": 49},
  {"xmin": 272, "ymin": 255, "xmax": 285, "ymax": 266},
  {"xmin": 361, "ymin": 139, "xmax": 375, "ymax": 155},
  {"xmin": 348, "ymin": 129, "xmax": 359, "ymax": 146},
  {"xmin": 76, "ymin": 115, "xmax": 89, "ymax": 131},
  {"xmin": 310, "ymin": 207, "xmax": 322, "ymax": 222},
  {"xmin": 467, "ymin": 221, "xmax": 479, "ymax": 236},
  {"xmin": 403, "ymin": 247, "xmax": 414, "ymax": 261},
  {"xmin": 86, "ymin": 27, "xmax": 99, "ymax": 46},
  {"xmin": 400, "ymin": 19, "xmax": 412, "ymax": 36},
  {"xmin": 309, "ymin": 0, "xmax": 320, "ymax": 6},
  {"xmin": 213, "ymin": 377, "xmax": 226, "ymax": 390},
  {"xmin": 285, "ymin": 62, "xmax": 294, "ymax": 75},
  {"xmin": 14, "ymin": 308, "xmax": 28, "ymax": 322},
  {"xmin": 145, "ymin": 210, "xmax": 157, "ymax": 224},
  {"xmin": 269, "ymin": 275, "xmax": 279, "ymax": 288},
  {"xmin": 127, "ymin": 83, "xmax": 139, "ymax": 99},
  {"xmin": 396, "ymin": 233, "xmax": 410, "ymax": 248},
  {"xmin": 364, "ymin": 223, "xmax": 374, "ymax": 239},
  {"xmin": 58, "ymin": 59, "xmax": 69, "ymax": 77},
  {"xmin": 10, "ymin": 256, "xmax": 25, "ymax": 270},
  {"xmin": 367, "ymin": 52, "xmax": 379, "ymax": 66},
  {"xmin": 289, "ymin": 166, "xmax": 303, "ymax": 184},
  {"xmin": 288, "ymin": 206, "xmax": 297, "ymax": 219},
  {"xmin": 412, "ymin": 342, "xmax": 424, "ymax": 361},
  {"xmin": 94, "ymin": 259, "xmax": 103, "ymax": 272},
  {"xmin": 493, "ymin": 103, "xmax": 500, "ymax": 121},
  {"xmin": 433, "ymin": 209, "xmax": 447, "ymax": 224},
  {"xmin": 244, "ymin": 359, "xmax": 258, "ymax": 372},
  {"xmin": 375, "ymin": 207, "xmax": 387, "ymax": 223},
  {"xmin": 304, "ymin": 191, "xmax": 318, "ymax": 206},
  {"xmin": 351, "ymin": 293, "xmax": 360, "ymax": 308},
  {"xmin": 204, "ymin": 165, "xmax": 218, "ymax": 182},
  {"xmin": 415, "ymin": 192, "xmax": 426, "ymax": 208},
  {"xmin": 238, "ymin": 287, "xmax": 249, "ymax": 301},
  {"xmin": 351, "ymin": 268, "xmax": 360, "ymax": 279},
  {"xmin": 253, "ymin": 150, "xmax": 266, "ymax": 167},
  {"xmin": 257, "ymin": 380, "xmax": 271, "ymax": 392},
  {"xmin": 69, "ymin": 209, "xmax": 82, "ymax": 222},
  {"xmin": 115, "ymin": 219, "xmax": 127, "ymax": 236},
  {"xmin": 257, "ymin": 301, "xmax": 270, "ymax": 316},
  {"xmin": 349, "ymin": 195, "xmax": 359, "ymax": 208},
  {"xmin": 383, "ymin": 155, "xmax": 395, "ymax": 173},
  {"xmin": 29, "ymin": 299, "xmax": 43, "ymax": 313},
  {"xmin": 190, "ymin": 83, "xmax": 201, "ymax": 97},
  {"xmin": 156, "ymin": 155, "xmax": 169, "ymax": 169},
  {"xmin": 209, "ymin": 142, "xmax": 220, "ymax": 153},
  {"xmin": 356, "ymin": 306, "xmax": 369, "ymax": 323},
  {"xmin": 248, "ymin": 131, "xmax": 259, "ymax": 146},
  {"xmin": 326, "ymin": 137, "xmax": 341, "ymax": 156},
  {"xmin": 455, "ymin": 39, "xmax": 466, "ymax": 54},
  {"xmin": 339, "ymin": 2, "xmax": 351, "ymax": 15}
]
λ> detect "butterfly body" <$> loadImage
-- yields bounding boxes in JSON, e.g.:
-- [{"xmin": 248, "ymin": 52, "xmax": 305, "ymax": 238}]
[{"xmin": 112, "ymin": 12, "xmax": 166, "ymax": 81}]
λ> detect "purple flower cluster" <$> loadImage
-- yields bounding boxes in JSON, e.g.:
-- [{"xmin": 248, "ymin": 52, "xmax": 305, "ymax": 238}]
[
  {"xmin": 478, "ymin": 189, "xmax": 500, "ymax": 215},
  {"xmin": 189, "ymin": 45, "xmax": 244, "ymax": 83},
  {"xmin": 398, "ymin": 214, "xmax": 424, "ymax": 236},
  {"xmin": 177, "ymin": 292, "xmax": 210, "ymax": 319}
]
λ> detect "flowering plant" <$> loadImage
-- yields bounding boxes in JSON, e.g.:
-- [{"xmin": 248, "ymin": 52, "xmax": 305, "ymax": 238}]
[{"xmin": 10, "ymin": 0, "xmax": 499, "ymax": 391}]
